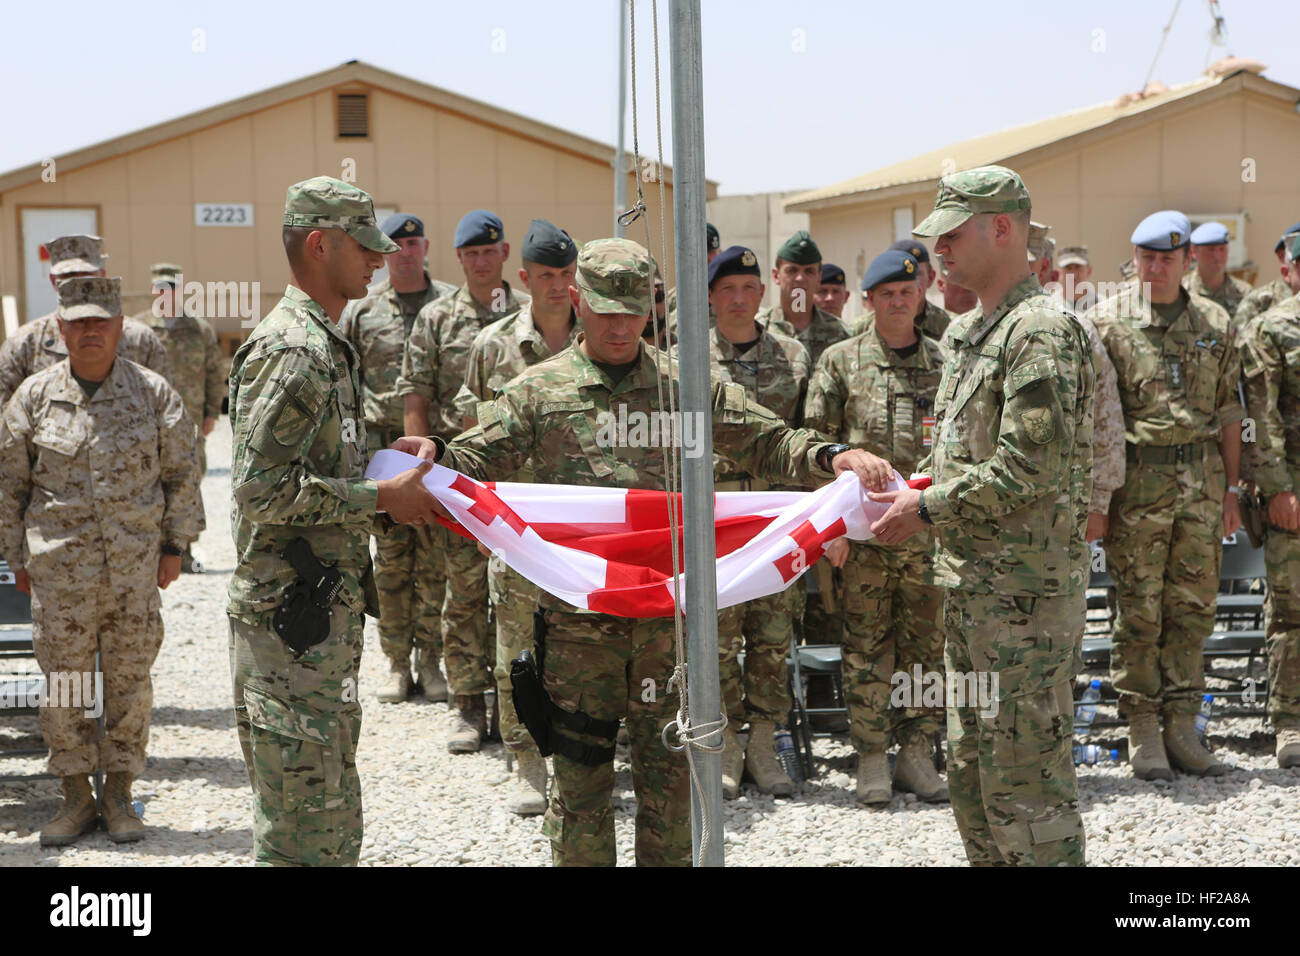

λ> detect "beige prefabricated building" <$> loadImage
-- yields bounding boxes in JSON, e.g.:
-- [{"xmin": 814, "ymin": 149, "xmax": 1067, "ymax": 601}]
[
  {"xmin": 0, "ymin": 60, "xmax": 713, "ymax": 353},
  {"xmin": 784, "ymin": 66, "xmax": 1300, "ymax": 324}
]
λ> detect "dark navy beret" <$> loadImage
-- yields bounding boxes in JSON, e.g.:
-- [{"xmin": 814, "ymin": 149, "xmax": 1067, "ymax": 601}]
[
  {"xmin": 888, "ymin": 239, "xmax": 930, "ymax": 264},
  {"xmin": 860, "ymin": 249, "xmax": 919, "ymax": 292},
  {"xmin": 820, "ymin": 263, "xmax": 846, "ymax": 286},
  {"xmin": 454, "ymin": 209, "xmax": 504, "ymax": 248},
  {"xmin": 1131, "ymin": 210, "xmax": 1191, "ymax": 250},
  {"xmin": 708, "ymin": 245, "xmax": 762, "ymax": 287},
  {"xmin": 707, "ymin": 222, "xmax": 720, "ymax": 251},
  {"xmin": 521, "ymin": 218, "xmax": 576, "ymax": 267},
  {"xmin": 381, "ymin": 213, "xmax": 424, "ymax": 239}
]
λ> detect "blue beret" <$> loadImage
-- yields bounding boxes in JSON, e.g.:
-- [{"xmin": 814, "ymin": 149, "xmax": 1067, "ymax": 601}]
[
  {"xmin": 1276, "ymin": 221, "xmax": 1300, "ymax": 253},
  {"xmin": 1190, "ymin": 222, "xmax": 1229, "ymax": 246},
  {"xmin": 706, "ymin": 222, "xmax": 720, "ymax": 251},
  {"xmin": 888, "ymin": 239, "xmax": 930, "ymax": 264},
  {"xmin": 820, "ymin": 263, "xmax": 846, "ymax": 286},
  {"xmin": 454, "ymin": 209, "xmax": 504, "ymax": 248},
  {"xmin": 708, "ymin": 245, "xmax": 762, "ymax": 287},
  {"xmin": 861, "ymin": 249, "xmax": 920, "ymax": 292},
  {"xmin": 521, "ymin": 218, "xmax": 576, "ymax": 267},
  {"xmin": 381, "ymin": 213, "xmax": 424, "ymax": 239},
  {"xmin": 1131, "ymin": 210, "xmax": 1191, "ymax": 250}
]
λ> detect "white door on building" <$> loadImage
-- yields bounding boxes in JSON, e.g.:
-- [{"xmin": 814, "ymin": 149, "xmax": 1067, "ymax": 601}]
[{"xmin": 21, "ymin": 207, "xmax": 99, "ymax": 323}]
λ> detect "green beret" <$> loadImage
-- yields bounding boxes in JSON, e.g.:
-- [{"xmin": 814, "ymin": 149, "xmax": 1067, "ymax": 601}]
[{"xmin": 775, "ymin": 229, "xmax": 821, "ymax": 266}]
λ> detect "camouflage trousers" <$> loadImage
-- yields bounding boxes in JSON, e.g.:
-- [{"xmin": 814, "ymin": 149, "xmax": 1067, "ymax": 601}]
[
  {"xmin": 718, "ymin": 588, "xmax": 796, "ymax": 732},
  {"xmin": 539, "ymin": 607, "xmax": 689, "ymax": 867},
  {"xmin": 489, "ymin": 554, "xmax": 540, "ymax": 754},
  {"xmin": 31, "ymin": 570, "xmax": 163, "ymax": 776},
  {"xmin": 229, "ymin": 608, "xmax": 364, "ymax": 867},
  {"xmin": 840, "ymin": 543, "xmax": 944, "ymax": 754},
  {"xmin": 374, "ymin": 522, "xmax": 444, "ymax": 667},
  {"xmin": 1264, "ymin": 524, "xmax": 1300, "ymax": 728},
  {"xmin": 943, "ymin": 589, "xmax": 1085, "ymax": 867},
  {"xmin": 441, "ymin": 526, "xmax": 492, "ymax": 696},
  {"xmin": 1107, "ymin": 458, "xmax": 1224, "ymax": 718}
]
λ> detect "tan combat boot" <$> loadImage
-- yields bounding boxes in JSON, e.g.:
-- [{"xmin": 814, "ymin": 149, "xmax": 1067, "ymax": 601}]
[
  {"xmin": 721, "ymin": 728, "xmax": 745, "ymax": 800},
  {"xmin": 507, "ymin": 750, "xmax": 549, "ymax": 816},
  {"xmin": 1276, "ymin": 727, "xmax": 1300, "ymax": 769},
  {"xmin": 1163, "ymin": 713, "xmax": 1229, "ymax": 776},
  {"xmin": 893, "ymin": 735, "xmax": 949, "ymax": 802},
  {"xmin": 376, "ymin": 658, "xmax": 412, "ymax": 703},
  {"xmin": 855, "ymin": 751, "xmax": 891, "ymax": 807},
  {"xmin": 101, "ymin": 772, "xmax": 146, "ymax": 843},
  {"xmin": 1127, "ymin": 711, "xmax": 1173, "ymax": 781},
  {"xmin": 39, "ymin": 775, "xmax": 98, "ymax": 847},
  {"xmin": 414, "ymin": 649, "xmax": 448, "ymax": 703},
  {"xmin": 448, "ymin": 694, "xmax": 487, "ymax": 753},
  {"xmin": 744, "ymin": 720, "xmax": 794, "ymax": 796}
]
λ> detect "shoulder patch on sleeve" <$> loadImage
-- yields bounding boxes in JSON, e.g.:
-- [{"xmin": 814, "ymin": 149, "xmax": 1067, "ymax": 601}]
[
  {"xmin": 1010, "ymin": 357, "xmax": 1055, "ymax": 394},
  {"xmin": 1020, "ymin": 405, "xmax": 1055, "ymax": 444}
]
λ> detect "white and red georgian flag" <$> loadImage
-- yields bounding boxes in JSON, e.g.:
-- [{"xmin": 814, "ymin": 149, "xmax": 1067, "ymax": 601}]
[{"xmin": 366, "ymin": 450, "xmax": 925, "ymax": 618}]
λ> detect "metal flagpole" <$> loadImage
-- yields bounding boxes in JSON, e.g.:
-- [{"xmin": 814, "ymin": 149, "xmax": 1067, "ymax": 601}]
[
  {"xmin": 668, "ymin": 0, "xmax": 723, "ymax": 867},
  {"xmin": 614, "ymin": 0, "xmax": 629, "ymax": 237}
]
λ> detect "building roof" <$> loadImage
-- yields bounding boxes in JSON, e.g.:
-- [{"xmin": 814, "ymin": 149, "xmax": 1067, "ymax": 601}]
[
  {"xmin": 785, "ymin": 69, "xmax": 1296, "ymax": 212},
  {"xmin": 0, "ymin": 60, "xmax": 716, "ymax": 196}
]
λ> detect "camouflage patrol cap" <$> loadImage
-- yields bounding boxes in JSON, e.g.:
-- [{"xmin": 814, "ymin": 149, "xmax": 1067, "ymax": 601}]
[
  {"xmin": 150, "ymin": 262, "xmax": 183, "ymax": 287},
  {"xmin": 914, "ymin": 165, "xmax": 1032, "ymax": 237},
  {"xmin": 1027, "ymin": 221, "xmax": 1051, "ymax": 261},
  {"xmin": 575, "ymin": 238, "xmax": 653, "ymax": 315},
  {"xmin": 46, "ymin": 234, "xmax": 107, "ymax": 276},
  {"xmin": 281, "ymin": 177, "xmax": 399, "ymax": 253},
  {"xmin": 1058, "ymin": 245, "xmax": 1089, "ymax": 267},
  {"xmin": 56, "ymin": 276, "xmax": 121, "ymax": 321}
]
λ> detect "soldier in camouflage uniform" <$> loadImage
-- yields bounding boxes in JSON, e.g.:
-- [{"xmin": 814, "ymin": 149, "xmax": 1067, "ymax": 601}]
[
  {"xmin": 664, "ymin": 221, "xmax": 720, "ymax": 333},
  {"xmin": 812, "ymin": 263, "xmax": 850, "ymax": 319},
  {"xmin": 1182, "ymin": 222, "xmax": 1252, "ymax": 320},
  {"xmin": 227, "ymin": 177, "xmax": 442, "ymax": 866},
  {"xmin": 452, "ymin": 218, "xmax": 580, "ymax": 815},
  {"xmin": 847, "ymin": 240, "xmax": 952, "ymax": 342},
  {"xmin": 678, "ymin": 244, "xmax": 810, "ymax": 799},
  {"xmin": 804, "ymin": 248, "xmax": 949, "ymax": 808},
  {"xmin": 0, "ymin": 235, "xmax": 170, "ymax": 409},
  {"xmin": 434, "ymin": 237, "xmax": 893, "ymax": 866},
  {"xmin": 0, "ymin": 276, "xmax": 203, "ymax": 846},
  {"xmin": 1239, "ymin": 233, "xmax": 1300, "ymax": 769},
  {"xmin": 135, "ymin": 263, "xmax": 226, "ymax": 572},
  {"xmin": 757, "ymin": 230, "xmax": 849, "ymax": 367},
  {"xmin": 397, "ymin": 209, "xmax": 530, "ymax": 754},
  {"xmin": 1087, "ymin": 210, "xmax": 1244, "ymax": 781},
  {"xmin": 339, "ymin": 214, "xmax": 455, "ymax": 706},
  {"xmin": 872, "ymin": 166, "xmax": 1093, "ymax": 866},
  {"xmin": 1234, "ymin": 223, "xmax": 1300, "ymax": 328}
]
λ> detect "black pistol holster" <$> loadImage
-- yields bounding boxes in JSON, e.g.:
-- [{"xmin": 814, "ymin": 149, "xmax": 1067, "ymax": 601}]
[
  {"xmin": 273, "ymin": 537, "xmax": 344, "ymax": 657},
  {"xmin": 509, "ymin": 608, "xmax": 620, "ymax": 766},
  {"xmin": 1241, "ymin": 488, "xmax": 1267, "ymax": 549}
]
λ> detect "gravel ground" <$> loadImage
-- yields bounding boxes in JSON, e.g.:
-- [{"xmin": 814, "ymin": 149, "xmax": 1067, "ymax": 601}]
[{"xmin": 1, "ymin": 422, "xmax": 1297, "ymax": 866}]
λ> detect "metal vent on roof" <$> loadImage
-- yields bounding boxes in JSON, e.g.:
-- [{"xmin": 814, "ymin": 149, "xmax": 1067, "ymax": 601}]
[{"xmin": 337, "ymin": 94, "xmax": 369, "ymax": 138}]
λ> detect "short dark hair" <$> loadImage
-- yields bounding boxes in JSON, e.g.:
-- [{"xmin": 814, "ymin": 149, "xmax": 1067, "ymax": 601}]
[{"xmin": 282, "ymin": 226, "xmax": 346, "ymax": 267}]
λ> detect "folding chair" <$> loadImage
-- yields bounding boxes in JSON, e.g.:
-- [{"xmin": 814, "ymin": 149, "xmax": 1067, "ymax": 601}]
[{"xmin": 787, "ymin": 643, "xmax": 846, "ymax": 780}]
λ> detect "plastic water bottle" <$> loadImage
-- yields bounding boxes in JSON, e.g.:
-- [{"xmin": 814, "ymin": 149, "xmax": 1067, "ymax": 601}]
[
  {"xmin": 1073, "ymin": 744, "xmax": 1120, "ymax": 766},
  {"xmin": 1194, "ymin": 695, "xmax": 1214, "ymax": 745},
  {"xmin": 1075, "ymin": 678, "xmax": 1102, "ymax": 731},
  {"xmin": 773, "ymin": 726, "xmax": 803, "ymax": 783}
]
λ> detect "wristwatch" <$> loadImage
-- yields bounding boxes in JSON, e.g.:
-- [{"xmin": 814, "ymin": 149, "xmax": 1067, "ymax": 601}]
[
  {"xmin": 1226, "ymin": 485, "xmax": 1244, "ymax": 497},
  {"xmin": 161, "ymin": 543, "xmax": 184, "ymax": 556},
  {"xmin": 818, "ymin": 443, "xmax": 853, "ymax": 472},
  {"xmin": 917, "ymin": 490, "xmax": 933, "ymax": 525}
]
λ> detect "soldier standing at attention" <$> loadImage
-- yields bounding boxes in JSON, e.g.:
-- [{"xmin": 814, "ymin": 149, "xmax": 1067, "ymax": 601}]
[
  {"xmin": 849, "ymin": 240, "xmax": 951, "ymax": 342},
  {"xmin": 397, "ymin": 209, "xmax": 530, "ymax": 754},
  {"xmin": 0, "ymin": 235, "xmax": 170, "ymax": 409},
  {"xmin": 804, "ymin": 248, "xmax": 948, "ymax": 808},
  {"xmin": 137, "ymin": 263, "xmax": 225, "ymax": 573},
  {"xmin": 1183, "ymin": 222, "xmax": 1252, "ymax": 321},
  {"xmin": 227, "ymin": 177, "xmax": 442, "ymax": 866},
  {"xmin": 812, "ymin": 263, "xmax": 850, "ymax": 319},
  {"xmin": 1086, "ymin": 210, "xmax": 1243, "ymax": 781},
  {"xmin": 1237, "ymin": 232, "xmax": 1300, "ymax": 769},
  {"xmin": 432, "ymin": 237, "xmax": 893, "ymax": 866},
  {"xmin": 1235, "ymin": 222, "xmax": 1300, "ymax": 327},
  {"xmin": 453, "ymin": 218, "xmax": 580, "ymax": 815},
  {"xmin": 757, "ymin": 230, "xmax": 849, "ymax": 367},
  {"xmin": 0, "ymin": 276, "xmax": 203, "ymax": 846},
  {"xmin": 1056, "ymin": 246, "xmax": 1094, "ymax": 310},
  {"xmin": 685, "ymin": 245, "xmax": 810, "ymax": 799},
  {"xmin": 871, "ymin": 166, "xmax": 1094, "ymax": 866},
  {"xmin": 339, "ymin": 214, "xmax": 455, "ymax": 705}
]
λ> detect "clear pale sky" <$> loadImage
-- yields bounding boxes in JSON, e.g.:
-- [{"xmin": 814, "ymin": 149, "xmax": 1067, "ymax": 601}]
[{"xmin": 5, "ymin": 1, "xmax": 1297, "ymax": 196}]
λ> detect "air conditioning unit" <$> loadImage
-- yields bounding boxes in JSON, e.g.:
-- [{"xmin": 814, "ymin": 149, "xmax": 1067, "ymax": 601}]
[{"xmin": 1188, "ymin": 213, "xmax": 1247, "ymax": 268}]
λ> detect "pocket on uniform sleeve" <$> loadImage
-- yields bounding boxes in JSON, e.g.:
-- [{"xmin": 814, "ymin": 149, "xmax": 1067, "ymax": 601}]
[
  {"xmin": 243, "ymin": 685, "xmax": 348, "ymax": 813},
  {"xmin": 248, "ymin": 375, "xmax": 326, "ymax": 464}
]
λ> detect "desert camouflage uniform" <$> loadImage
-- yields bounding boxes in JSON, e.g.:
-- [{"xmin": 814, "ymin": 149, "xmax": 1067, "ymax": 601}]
[
  {"xmin": 927, "ymin": 275, "xmax": 1094, "ymax": 866},
  {"xmin": 803, "ymin": 326, "xmax": 946, "ymax": 757},
  {"xmin": 846, "ymin": 299, "xmax": 952, "ymax": 342},
  {"xmin": 1088, "ymin": 290, "xmax": 1243, "ymax": 721},
  {"xmin": 453, "ymin": 304, "xmax": 578, "ymax": 753},
  {"xmin": 439, "ymin": 337, "xmax": 839, "ymax": 866},
  {"xmin": 1236, "ymin": 277, "xmax": 1291, "ymax": 328},
  {"xmin": 680, "ymin": 323, "xmax": 810, "ymax": 734},
  {"xmin": 396, "ymin": 282, "xmax": 529, "ymax": 698},
  {"xmin": 757, "ymin": 303, "xmax": 849, "ymax": 367},
  {"xmin": 137, "ymin": 309, "xmax": 225, "ymax": 477},
  {"xmin": 1182, "ymin": 270, "xmax": 1252, "ymax": 323},
  {"xmin": 339, "ymin": 275, "xmax": 452, "ymax": 671},
  {"xmin": 0, "ymin": 314, "xmax": 170, "ymax": 409},
  {"xmin": 1239, "ymin": 296, "xmax": 1300, "ymax": 731},
  {"xmin": 228, "ymin": 285, "xmax": 380, "ymax": 866},
  {"xmin": 0, "ymin": 359, "xmax": 202, "ymax": 776}
]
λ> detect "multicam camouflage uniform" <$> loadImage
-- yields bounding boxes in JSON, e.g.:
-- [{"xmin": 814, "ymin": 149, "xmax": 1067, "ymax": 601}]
[
  {"xmin": 137, "ymin": 308, "xmax": 225, "ymax": 477},
  {"xmin": 1235, "ymin": 276, "xmax": 1292, "ymax": 328},
  {"xmin": 0, "ymin": 355, "xmax": 203, "ymax": 776},
  {"xmin": 1182, "ymin": 270, "xmax": 1252, "ymax": 322},
  {"xmin": 803, "ymin": 326, "xmax": 946, "ymax": 758},
  {"xmin": 339, "ymin": 275, "xmax": 453, "ymax": 673},
  {"xmin": 757, "ymin": 303, "xmax": 849, "ymax": 368},
  {"xmin": 396, "ymin": 282, "xmax": 530, "ymax": 699},
  {"xmin": 845, "ymin": 299, "xmax": 952, "ymax": 342}
]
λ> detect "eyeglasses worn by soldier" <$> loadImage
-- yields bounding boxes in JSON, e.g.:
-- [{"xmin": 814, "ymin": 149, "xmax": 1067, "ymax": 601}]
[{"xmin": 226, "ymin": 176, "xmax": 442, "ymax": 867}]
